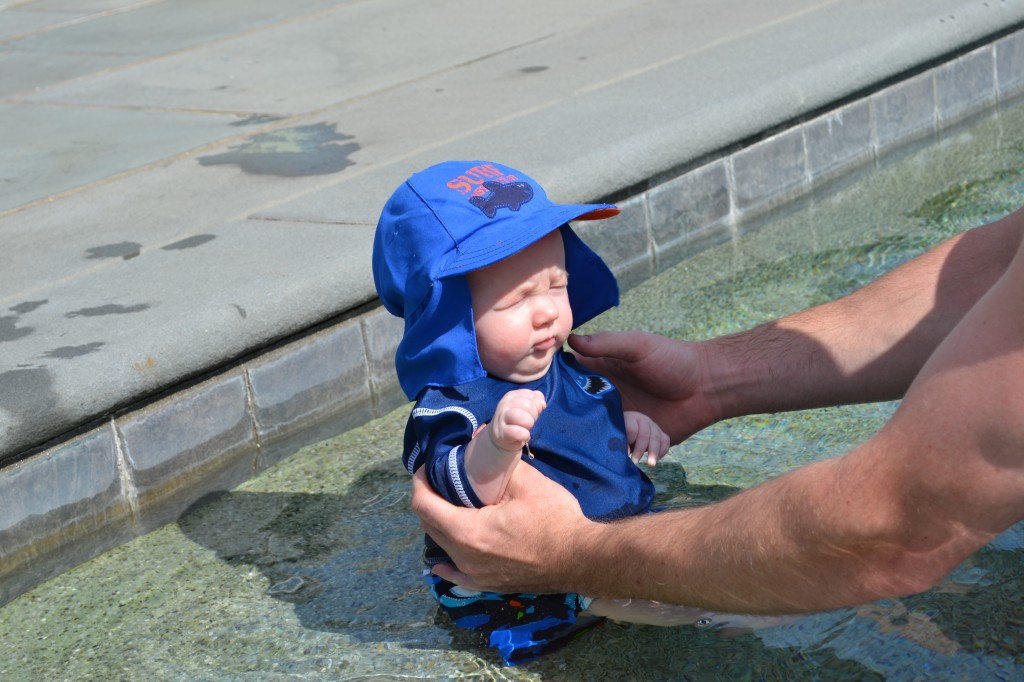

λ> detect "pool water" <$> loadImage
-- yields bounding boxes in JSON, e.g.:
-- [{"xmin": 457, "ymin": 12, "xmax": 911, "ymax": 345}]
[{"xmin": 4, "ymin": 104, "xmax": 1024, "ymax": 680}]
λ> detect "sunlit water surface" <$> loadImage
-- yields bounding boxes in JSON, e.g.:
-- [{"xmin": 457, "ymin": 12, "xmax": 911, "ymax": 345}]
[{"xmin": 4, "ymin": 105, "xmax": 1024, "ymax": 680}]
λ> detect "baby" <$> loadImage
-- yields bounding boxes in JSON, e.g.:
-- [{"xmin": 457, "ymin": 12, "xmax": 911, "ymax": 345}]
[{"xmin": 373, "ymin": 160, "xmax": 757, "ymax": 664}]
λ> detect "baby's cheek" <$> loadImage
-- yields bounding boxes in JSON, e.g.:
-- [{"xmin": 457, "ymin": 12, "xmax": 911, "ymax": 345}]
[{"xmin": 478, "ymin": 337, "xmax": 521, "ymax": 375}]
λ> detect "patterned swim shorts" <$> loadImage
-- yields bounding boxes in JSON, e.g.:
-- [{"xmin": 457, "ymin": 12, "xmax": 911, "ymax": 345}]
[{"xmin": 425, "ymin": 572, "xmax": 602, "ymax": 665}]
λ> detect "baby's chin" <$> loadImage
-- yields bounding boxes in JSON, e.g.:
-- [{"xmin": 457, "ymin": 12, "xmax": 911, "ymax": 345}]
[{"xmin": 495, "ymin": 350, "xmax": 558, "ymax": 383}]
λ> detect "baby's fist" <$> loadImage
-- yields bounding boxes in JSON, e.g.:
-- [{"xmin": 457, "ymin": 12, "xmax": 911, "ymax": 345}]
[{"xmin": 489, "ymin": 389, "xmax": 547, "ymax": 453}]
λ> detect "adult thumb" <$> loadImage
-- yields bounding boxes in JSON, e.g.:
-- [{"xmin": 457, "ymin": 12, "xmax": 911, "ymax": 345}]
[{"xmin": 568, "ymin": 330, "xmax": 635, "ymax": 361}]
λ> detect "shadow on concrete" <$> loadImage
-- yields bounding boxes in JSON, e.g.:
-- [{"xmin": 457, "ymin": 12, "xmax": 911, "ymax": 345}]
[{"xmin": 177, "ymin": 464, "xmax": 434, "ymax": 647}]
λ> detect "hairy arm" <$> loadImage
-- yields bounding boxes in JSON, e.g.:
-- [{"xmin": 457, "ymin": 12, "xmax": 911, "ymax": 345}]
[
  {"xmin": 719, "ymin": 210, "xmax": 1024, "ymax": 415},
  {"xmin": 571, "ymin": 209, "xmax": 1024, "ymax": 443}
]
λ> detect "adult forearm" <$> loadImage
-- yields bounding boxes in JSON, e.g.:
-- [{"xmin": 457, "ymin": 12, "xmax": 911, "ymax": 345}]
[
  {"xmin": 565, "ymin": 464, "xmax": 856, "ymax": 613},
  {"xmin": 570, "ymin": 223, "xmax": 1024, "ymax": 613},
  {"xmin": 566, "ymin": 442, "xmax": 956, "ymax": 614},
  {"xmin": 702, "ymin": 212, "xmax": 1024, "ymax": 419}
]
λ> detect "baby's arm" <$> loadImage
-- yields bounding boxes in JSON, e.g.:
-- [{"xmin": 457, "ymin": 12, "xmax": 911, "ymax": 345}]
[
  {"xmin": 464, "ymin": 389, "xmax": 547, "ymax": 505},
  {"xmin": 624, "ymin": 411, "xmax": 670, "ymax": 466}
]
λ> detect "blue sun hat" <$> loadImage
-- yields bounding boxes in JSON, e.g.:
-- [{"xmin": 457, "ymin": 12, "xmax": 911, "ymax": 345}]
[{"xmin": 373, "ymin": 160, "xmax": 621, "ymax": 400}]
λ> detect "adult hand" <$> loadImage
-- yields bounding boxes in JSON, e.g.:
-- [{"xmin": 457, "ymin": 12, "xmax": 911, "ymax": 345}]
[
  {"xmin": 411, "ymin": 461, "xmax": 589, "ymax": 594},
  {"xmin": 569, "ymin": 331, "xmax": 720, "ymax": 443}
]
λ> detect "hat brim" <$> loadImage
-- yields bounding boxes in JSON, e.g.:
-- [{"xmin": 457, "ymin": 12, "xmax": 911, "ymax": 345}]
[
  {"xmin": 437, "ymin": 203, "xmax": 619, "ymax": 278},
  {"xmin": 575, "ymin": 206, "xmax": 620, "ymax": 221}
]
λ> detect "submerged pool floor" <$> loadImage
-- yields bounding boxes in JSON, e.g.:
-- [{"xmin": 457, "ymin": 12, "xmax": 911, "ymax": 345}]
[{"xmin": 5, "ymin": 106, "xmax": 1024, "ymax": 680}]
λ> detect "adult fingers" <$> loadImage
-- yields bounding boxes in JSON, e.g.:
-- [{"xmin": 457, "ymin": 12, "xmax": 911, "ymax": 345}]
[
  {"xmin": 568, "ymin": 331, "xmax": 643, "ymax": 362},
  {"xmin": 410, "ymin": 467, "xmax": 457, "ymax": 547},
  {"xmin": 431, "ymin": 562, "xmax": 485, "ymax": 592}
]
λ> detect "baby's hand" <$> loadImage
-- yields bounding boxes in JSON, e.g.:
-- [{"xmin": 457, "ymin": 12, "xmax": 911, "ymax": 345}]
[
  {"xmin": 624, "ymin": 411, "xmax": 670, "ymax": 466},
  {"xmin": 488, "ymin": 389, "xmax": 547, "ymax": 454}
]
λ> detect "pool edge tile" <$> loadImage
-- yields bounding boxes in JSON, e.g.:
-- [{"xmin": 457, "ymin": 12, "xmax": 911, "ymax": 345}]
[
  {"xmin": 871, "ymin": 71, "xmax": 937, "ymax": 156},
  {"xmin": 0, "ymin": 426, "xmax": 133, "ymax": 605},
  {"xmin": 362, "ymin": 306, "xmax": 407, "ymax": 418},
  {"xmin": 575, "ymin": 195, "xmax": 654, "ymax": 293},
  {"xmin": 996, "ymin": 29, "xmax": 1024, "ymax": 102},
  {"xmin": 116, "ymin": 370, "xmax": 257, "ymax": 534},
  {"xmin": 805, "ymin": 100, "xmax": 874, "ymax": 187},
  {"xmin": 730, "ymin": 126, "xmax": 809, "ymax": 226},
  {"xmin": 648, "ymin": 160, "xmax": 732, "ymax": 273},
  {"xmin": 936, "ymin": 45, "xmax": 997, "ymax": 128},
  {"xmin": 247, "ymin": 321, "xmax": 373, "ymax": 472}
]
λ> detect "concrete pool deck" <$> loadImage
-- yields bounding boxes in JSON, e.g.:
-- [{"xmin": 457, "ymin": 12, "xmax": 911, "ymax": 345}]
[{"xmin": 3, "ymin": 0, "xmax": 1024, "ymax": 604}]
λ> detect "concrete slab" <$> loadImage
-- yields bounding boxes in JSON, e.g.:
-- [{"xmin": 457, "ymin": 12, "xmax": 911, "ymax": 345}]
[
  {"xmin": 0, "ymin": 0, "xmax": 342, "ymax": 97},
  {"xmin": 11, "ymin": 0, "xmax": 158, "ymax": 12},
  {"xmin": 23, "ymin": 0, "xmax": 651, "ymax": 115},
  {"xmin": 1, "ymin": 216, "xmax": 376, "ymax": 457},
  {"xmin": 5, "ymin": 0, "xmax": 342, "ymax": 59},
  {"xmin": 0, "ymin": 121, "xmax": 367, "ymax": 296},
  {"xmin": 251, "ymin": 0, "xmax": 1024, "ymax": 223},
  {"xmin": 0, "ymin": 103, "xmax": 241, "ymax": 211},
  {"xmin": 0, "ymin": 6, "xmax": 80, "ymax": 41},
  {"xmin": 0, "ymin": 49, "xmax": 127, "ymax": 98}
]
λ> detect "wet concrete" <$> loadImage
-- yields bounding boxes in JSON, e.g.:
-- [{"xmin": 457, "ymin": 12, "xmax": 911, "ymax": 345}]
[{"xmin": 197, "ymin": 124, "xmax": 360, "ymax": 177}]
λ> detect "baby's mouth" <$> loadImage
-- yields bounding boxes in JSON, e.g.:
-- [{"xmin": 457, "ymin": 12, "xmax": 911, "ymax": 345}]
[{"xmin": 533, "ymin": 336, "xmax": 559, "ymax": 351}]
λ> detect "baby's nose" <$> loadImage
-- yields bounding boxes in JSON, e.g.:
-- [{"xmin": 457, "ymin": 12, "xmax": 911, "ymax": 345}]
[{"xmin": 534, "ymin": 295, "xmax": 559, "ymax": 323}]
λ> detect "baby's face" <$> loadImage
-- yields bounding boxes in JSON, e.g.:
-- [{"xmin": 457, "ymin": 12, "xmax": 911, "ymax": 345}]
[{"xmin": 466, "ymin": 231, "xmax": 573, "ymax": 382}]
